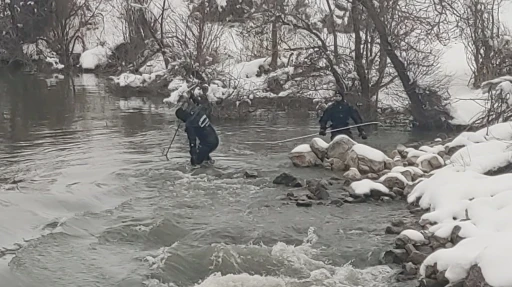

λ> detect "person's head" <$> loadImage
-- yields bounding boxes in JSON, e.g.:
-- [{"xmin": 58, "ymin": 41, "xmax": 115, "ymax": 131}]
[
  {"xmin": 333, "ymin": 90, "xmax": 344, "ymax": 102},
  {"xmin": 175, "ymin": 107, "xmax": 191, "ymax": 122}
]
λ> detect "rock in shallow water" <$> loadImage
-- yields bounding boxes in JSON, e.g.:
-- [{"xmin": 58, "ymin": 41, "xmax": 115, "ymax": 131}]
[
  {"xmin": 289, "ymin": 144, "xmax": 323, "ymax": 167},
  {"xmin": 273, "ymin": 173, "xmax": 302, "ymax": 187},
  {"xmin": 310, "ymin": 137, "xmax": 328, "ymax": 161},
  {"xmin": 244, "ymin": 170, "xmax": 259, "ymax": 178},
  {"xmin": 382, "ymin": 249, "xmax": 408, "ymax": 264},
  {"xmin": 296, "ymin": 200, "xmax": 313, "ymax": 207},
  {"xmin": 305, "ymin": 179, "xmax": 330, "ymax": 200}
]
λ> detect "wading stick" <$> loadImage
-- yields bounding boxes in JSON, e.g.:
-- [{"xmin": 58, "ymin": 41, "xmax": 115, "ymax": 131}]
[{"xmin": 164, "ymin": 122, "xmax": 181, "ymax": 160}]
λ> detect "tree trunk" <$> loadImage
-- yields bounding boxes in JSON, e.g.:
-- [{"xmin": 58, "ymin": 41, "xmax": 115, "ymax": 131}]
[
  {"xmin": 358, "ymin": 0, "xmax": 448, "ymax": 130},
  {"xmin": 270, "ymin": 16, "xmax": 278, "ymax": 70}
]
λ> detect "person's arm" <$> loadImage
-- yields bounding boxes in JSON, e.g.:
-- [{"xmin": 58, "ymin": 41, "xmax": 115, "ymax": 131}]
[
  {"xmin": 318, "ymin": 105, "xmax": 332, "ymax": 135},
  {"xmin": 350, "ymin": 106, "xmax": 367, "ymax": 139}
]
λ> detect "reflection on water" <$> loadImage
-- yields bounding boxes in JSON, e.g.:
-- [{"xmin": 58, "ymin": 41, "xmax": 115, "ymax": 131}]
[{"xmin": 0, "ymin": 71, "xmax": 424, "ymax": 287}]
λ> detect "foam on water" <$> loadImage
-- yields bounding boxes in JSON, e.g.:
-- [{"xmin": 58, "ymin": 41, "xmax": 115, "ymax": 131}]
[{"xmin": 142, "ymin": 228, "xmax": 398, "ymax": 287}]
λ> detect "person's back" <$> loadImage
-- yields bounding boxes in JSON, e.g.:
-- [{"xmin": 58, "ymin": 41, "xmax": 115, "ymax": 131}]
[{"xmin": 176, "ymin": 105, "xmax": 219, "ymax": 166}]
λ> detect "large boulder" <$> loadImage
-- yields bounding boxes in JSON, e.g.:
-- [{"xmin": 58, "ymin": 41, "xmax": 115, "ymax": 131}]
[
  {"xmin": 345, "ymin": 144, "xmax": 390, "ymax": 174},
  {"xmin": 416, "ymin": 154, "xmax": 445, "ymax": 173},
  {"xmin": 310, "ymin": 138, "xmax": 329, "ymax": 161},
  {"xmin": 289, "ymin": 144, "xmax": 322, "ymax": 167},
  {"xmin": 326, "ymin": 135, "xmax": 356, "ymax": 162}
]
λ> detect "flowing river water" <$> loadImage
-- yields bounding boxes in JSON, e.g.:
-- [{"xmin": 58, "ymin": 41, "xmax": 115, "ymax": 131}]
[{"xmin": 0, "ymin": 72, "xmax": 432, "ymax": 287}]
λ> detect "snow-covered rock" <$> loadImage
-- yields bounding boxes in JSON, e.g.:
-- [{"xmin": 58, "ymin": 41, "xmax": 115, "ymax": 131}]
[
  {"xmin": 405, "ymin": 148, "xmax": 428, "ymax": 166},
  {"xmin": 80, "ymin": 46, "xmax": 112, "ymax": 70},
  {"xmin": 310, "ymin": 137, "xmax": 328, "ymax": 161},
  {"xmin": 345, "ymin": 144, "xmax": 390, "ymax": 174},
  {"xmin": 379, "ymin": 172, "xmax": 410, "ymax": 190},
  {"xmin": 350, "ymin": 179, "xmax": 390, "ymax": 198},
  {"xmin": 326, "ymin": 135, "xmax": 356, "ymax": 162},
  {"xmin": 400, "ymin": 229, "xmax": 427, "ymax": 244},
  {"xmin": 417, "ymin": 154, "xmax": 445, "ymax": 173},
  {"xmin": 289, "ymin": 144, "xmax": 322, "ymax": 167}
]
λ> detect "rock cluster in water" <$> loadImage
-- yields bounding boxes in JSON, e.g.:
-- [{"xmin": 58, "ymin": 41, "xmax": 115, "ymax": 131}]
[{"xmin": 278, "ymin": 133, "xmax": 492, "ymax": 287}]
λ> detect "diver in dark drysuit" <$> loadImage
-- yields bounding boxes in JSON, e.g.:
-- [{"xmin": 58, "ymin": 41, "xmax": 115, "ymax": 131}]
[
  {"xmin": 175, "ymin": 104, "xmax": 219, "ymax": 166},
  {"xmin": 319, "ymin": 92, "xmax": 368, "ymax": 141}
]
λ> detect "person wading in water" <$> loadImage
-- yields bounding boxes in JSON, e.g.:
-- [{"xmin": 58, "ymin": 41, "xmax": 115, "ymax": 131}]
[
  {"xmin": 175, "ymin": 95, "xmax": 219, "ymax": 167},
  {"xmin": 318, "ymin": 90, "xmax": 368, "ymax": 141}
]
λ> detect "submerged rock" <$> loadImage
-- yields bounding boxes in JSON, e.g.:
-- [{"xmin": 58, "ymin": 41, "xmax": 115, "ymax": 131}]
[
  {"xmin": 296, "ymin": 200, "xmax": 313, "ymax": 207},
  {"xmin": 273, "ymin": 173, "xmax": 302, "ymax": 187},
  {"xmin": 382, "ymin": 249, "xmax": 408, "ymax": 264},
  {"xmin": 289, "ymin": 144, "xmax": 323, "ymax": 167},
  {"xmin": 244, "ymin": 170, "xmax": 259, "ymax": 178},
  {"xmin": 305, "ymin": 179, "xmax": 330, "ymax": 200}
]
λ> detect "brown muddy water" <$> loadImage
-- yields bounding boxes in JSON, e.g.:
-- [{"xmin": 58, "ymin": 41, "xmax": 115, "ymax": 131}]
[{"xmin": 0, "ymin": 71, "xmax": 433, "ymax": 287}]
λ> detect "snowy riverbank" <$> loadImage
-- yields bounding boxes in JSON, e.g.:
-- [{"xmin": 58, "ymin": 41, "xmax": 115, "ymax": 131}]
[{"xmin": 282, "ymin": 121, "xmax": 512, "ymax": 286}]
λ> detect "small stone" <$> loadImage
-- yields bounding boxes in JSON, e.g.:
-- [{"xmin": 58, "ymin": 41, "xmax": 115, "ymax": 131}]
[
  {"xmin": 385, "ymin": 225, "xmax": 404, "ymax": 235},
  {"xmin": 392, "ymin": 187, "xmax": 405, "ymax": 197},
  {"xmin": 405, "ymin": 244, "xmax": 417, "ymax": 255},
  {"xmin": 244, "ymin": 170, "xmax": 259, "ymax": 178},
  {"xmin": 430, "ymin": 235, "xmax": 449, "ymax": 250},
  {"xmin": 390, "ymin": 150, "xmax": 401, "ymax": 159},
  {"xmin": 417, "ymin": 245, "xmax": 434, "ymax": 255},
  {"xmin": 403, "ymin": 262, "xmax": 418, "ymax": 276},
  {"xmin": 305, "ymin": 179, "xmax": 330, "ymax": 200},
  {"xmin": 382, "ymin": 249, "xmax": 408, "ymax": 264},
  {"xmin": 397, "ymin": 144, "xmax": 407, "ymax": 156},
  {"xmin": 407, "ymin": 251, "xmax": 427, "ymax": 265},
  {"xmin": 419, "ymin": 278, "xmax": 442, "ymax": 287},
  {"xmin": 378, "ymin": 170, "xmax": 391, "ymax": 177},
  {"xmin": 409, "ymin": 207, "xmax": 424, "ymax": 215},
  {"xmin": 329, "ymin": 199, "xmax": 344, "ymax": 207},
  {"xmin": 391, "ymin": 219, "xmax": 405, "ymax": 227},
  {"xmin": 344, "ymin": 168, "xmax": 362, "ymax": 181},
  {"xmin": 451, "ymin": 225, "xmax": 463, "ymax": 244},
  {"xmin": 286, "ymin": 192, "xmax": 295, "ymax": 198},
  {"xmin": 273, "ymin": 173, "xmax": 302, "ymax": 187},
  {"xmin": 395, "ymin": 234, "xmax": 412, "ymax": 249},
  {"xmin": 465, "ymin": 265, "xmax": 491, "ymax": 287},
  {"xmin": 344, "ymin": 197, "xmax": 366, "ymax": 204},
  {"xmin": 380, "ymin": 197, "xmax": 392, "ymax": 203},
  {"xmin": 366, "ymin": 173, "xmax": 379, "ymax": 180},
  {"xmin": 425, "ymin": 264, "xmax": 437, "ymax": 278},
  {"xmin": 445, "ymin": 242, "xmax": 454, "ymax": 248},
  {"xmin": 296, "ymin": 200, "xmax": 313, "ymax": 207},
  {"xmin": 396, "ymin": 274, "xmax": 417, "ymax": 282},
  {"xmin": 436, "ymin": 270, "xmax": 449, "ymax": 286}
]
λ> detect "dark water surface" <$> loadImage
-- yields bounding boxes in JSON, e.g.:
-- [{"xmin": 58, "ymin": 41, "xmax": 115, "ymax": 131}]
[{"xmin": 0, "ymin": 72, "xmax": 427, "ymax": 287}]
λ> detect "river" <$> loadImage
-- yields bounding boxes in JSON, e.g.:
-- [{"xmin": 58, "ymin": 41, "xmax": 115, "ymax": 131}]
[{"xmin": 0, "ymin": 72, "xmax": 431, "ymax": 287}]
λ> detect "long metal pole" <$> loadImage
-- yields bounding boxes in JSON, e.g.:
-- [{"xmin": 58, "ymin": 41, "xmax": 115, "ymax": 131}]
[
  {"xmin": 243, "ymin": 122, "xmax": 379, "ymax": 144},
  {"xmin": 164, "ymin": 122, "xmax": 181, "ymax": 160}
]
